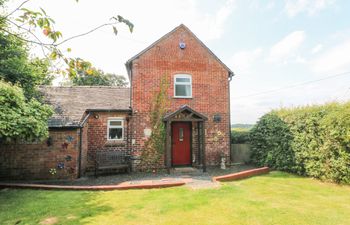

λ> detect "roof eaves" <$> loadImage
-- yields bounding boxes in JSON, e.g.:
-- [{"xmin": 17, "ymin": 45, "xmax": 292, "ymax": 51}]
[{"xmin": 85, "ymin": 108, "xmax": 132, "ymax": 112}]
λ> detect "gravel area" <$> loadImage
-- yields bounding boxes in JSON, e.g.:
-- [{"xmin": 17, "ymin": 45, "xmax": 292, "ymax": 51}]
[{"xmin": 3, "ymin": 164, "xmax": 256, "ymax": 189}]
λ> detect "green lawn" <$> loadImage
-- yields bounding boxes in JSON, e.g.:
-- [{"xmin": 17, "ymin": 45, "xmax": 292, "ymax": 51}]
[{"xmin": 1, "ymin": 172, "xmax": 350, "ymax": 225}]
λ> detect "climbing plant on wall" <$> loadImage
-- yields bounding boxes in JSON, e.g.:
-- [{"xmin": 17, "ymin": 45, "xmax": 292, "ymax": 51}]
[{"xmin": 140, "ymin": 75, "xmax": 170, "ymax": 170}]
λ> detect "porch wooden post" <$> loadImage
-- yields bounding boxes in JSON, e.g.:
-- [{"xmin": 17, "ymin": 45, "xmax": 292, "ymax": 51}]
[
  {"xmin": 202, "ymin": 121, "xmax": 206, "ymax": 172},
  {"xmin": 166, "ymin": 121, "xmax": 172, "ymax": 174}
]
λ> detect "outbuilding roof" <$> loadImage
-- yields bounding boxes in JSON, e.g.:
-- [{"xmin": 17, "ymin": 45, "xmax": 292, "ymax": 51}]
[{"xmin": 39, "ymin": 86, "xmax": 131, "ymax": 128}]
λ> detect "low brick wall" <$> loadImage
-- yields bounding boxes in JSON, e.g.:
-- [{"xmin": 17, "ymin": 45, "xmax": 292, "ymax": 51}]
[
  {"xmin": 213, "ymin": 167, "xmax": 270, "ymax": 182},
  {"xmin": 0, "ymin": 129, "xmax": 81, "ymax": 180},
  {"xmin": 0, "ymin": 180, "xmax": 187, "ymax": 191}
]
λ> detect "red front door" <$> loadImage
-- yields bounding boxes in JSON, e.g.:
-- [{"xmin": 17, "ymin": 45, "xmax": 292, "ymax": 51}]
[{"xmin": 172, "ymin": 122, "xmax": 191, "ymax": 166}]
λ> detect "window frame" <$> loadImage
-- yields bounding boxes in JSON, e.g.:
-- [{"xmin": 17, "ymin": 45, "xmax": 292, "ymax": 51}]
[
  {"xmin": 107, "ymin": 118, "xmax": 124, "ymax": 141},
  {"xmin": 174, "ymin": 74, "xmax": 192, "ymax": 98}
]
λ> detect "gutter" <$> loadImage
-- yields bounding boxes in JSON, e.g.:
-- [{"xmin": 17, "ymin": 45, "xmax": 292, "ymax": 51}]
[
  {"xmin": 125, "ymin": 61, "xmax": 133, "ymax": 110},
  {"xmin": 77, "ymin": 112, "xmax": 91, "ymax": 178}
]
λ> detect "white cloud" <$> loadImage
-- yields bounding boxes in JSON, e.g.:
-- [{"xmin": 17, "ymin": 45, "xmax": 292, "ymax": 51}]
[
  {"xmin": 249, "ymin": 0, "xmax": 275, "ymax": 11},
  {"xmin": 285, "ymin": 0, "xmax": 335, "ymax": 17},
  {"xmin": 310, "ymin": 38, "xmax": 350, "ymax": 74},
  {"xmin": 229, "ymin": 48, "xmax": 263, "ymax": 74},
  {"xmin": 192, "ymin": 0, "xmax": 236, "ymax": 40},
  {"xmin": 311, "ymin": 44, "xmax": 323, "ymax": 54},
  {"xmin": 268, "ymin": 31, "xmax": 305, "ymax": 63}
]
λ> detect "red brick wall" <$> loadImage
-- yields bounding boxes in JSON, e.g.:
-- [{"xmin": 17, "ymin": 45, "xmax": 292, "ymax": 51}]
[
  {"xmin": 130, "ymin": 26, "xmax": 230, "ymax": 167},
  {"xmin": 0, "ymin": 129, "xmax": 80, "ymax": 180},
  {"xmin": 86, "ymin": 111, "xmax": 130, "ymax": 171}
]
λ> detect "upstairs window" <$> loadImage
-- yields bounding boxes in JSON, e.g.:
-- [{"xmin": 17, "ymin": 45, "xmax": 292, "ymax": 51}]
[
  {"xmin": 174, "ymin": 74, "xmax": 192, "ymax": 98},
  {"xmin": 107, "ymin": 119, "xmax": 124, "ymax": 140}
]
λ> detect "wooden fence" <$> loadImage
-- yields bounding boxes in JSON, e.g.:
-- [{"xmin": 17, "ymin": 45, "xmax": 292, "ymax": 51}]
[{"xmin": 230, "ymin": 144, "xmax": 251, "ymax": 163}]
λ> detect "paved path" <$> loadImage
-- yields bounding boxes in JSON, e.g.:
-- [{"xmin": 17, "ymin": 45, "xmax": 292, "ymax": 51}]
[{"xmin": 1, "ymin": 165, "xmax": 256, "ymax": 190}]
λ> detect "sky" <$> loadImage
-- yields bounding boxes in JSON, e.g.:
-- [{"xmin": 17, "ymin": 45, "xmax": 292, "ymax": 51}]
[{"xmin": 5, "ymin": 0, "xmax": 350, "ymax": 124}]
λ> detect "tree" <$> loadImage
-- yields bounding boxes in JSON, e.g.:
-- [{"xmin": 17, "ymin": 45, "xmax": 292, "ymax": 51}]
[
  {"xmin": 72, "ymin": 72, "xmax": 128, "ymax": 86},
  {"xmin": 0, "ymin": 0, "xmax": 134, "ymax": 79},
  {"xmin": 0, "ymin": 80, "xmax": 53, "ymax": 142},
  {"xmin": 0, "ymin": 0, "xmax": 133, "ymax": 141},
  {"xmin": 0, "ymin": 31, "xmax": 53, "ymax": 100},
  {"xmin": 67, "ymin": 58, "xmax": 128, "ymax": 86}
]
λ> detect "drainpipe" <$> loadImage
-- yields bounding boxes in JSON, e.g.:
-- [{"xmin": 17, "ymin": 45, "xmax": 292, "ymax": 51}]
[
  {"xmin": 126, "ymin": 62, "xmax": 134, "ymax": 161},
  {"xmin": 228, "ymin": 72, "xmax": 234, "ymax": 163},
  {"xmin": 77, "ymin": 112, "xmax": 91, "ymax": 178}
]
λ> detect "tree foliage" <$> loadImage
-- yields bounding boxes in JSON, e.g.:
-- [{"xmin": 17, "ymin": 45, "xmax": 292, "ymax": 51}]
[
  {"xmin": 231, "ymin": 129, "xmax": 250, "ymax": 144},
  {"xmin": 0, "ymin": 32, "xmax": 53, "ymax": 99},
  {"xmin": 0, "ymin": 80, "xmax": 53, "ymax": 142},
  {"xmin": 67, "ymin": 58, "xmax": 128, "ymax": 86},
  {"xmin": 0, "ymin": 0, "xmax": 133, "ymax": 79},
  {"xmin": 0, "ymin": 0, "xmax": 133, "ymax": 141},
  {"xmin": 250, "ymin": 102, "xmax": 350, "ymax": 184}
]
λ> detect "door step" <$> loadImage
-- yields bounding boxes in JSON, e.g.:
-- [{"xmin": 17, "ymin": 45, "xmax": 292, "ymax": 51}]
[
  {"xmin": 172, "ymin": 167, "xmax": 201, "ymax": 175},
  {"xmin": 174, "ymin": 167, "xmax": 196, "ymax": 173}
]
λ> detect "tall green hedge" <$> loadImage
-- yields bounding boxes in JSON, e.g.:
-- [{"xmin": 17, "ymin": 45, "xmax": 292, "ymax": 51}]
[
  {"xmin": 250, "ymin": 102, "xmax": 350, "ymax": 184},
  {"xmin": 231, "ymin": 129, "xmax": 250, "ymax": 144}
]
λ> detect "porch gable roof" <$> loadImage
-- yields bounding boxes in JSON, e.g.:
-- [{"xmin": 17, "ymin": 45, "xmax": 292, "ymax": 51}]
[{"xmin": 163, "ymin": 105, "xmax": 208, "ymax": 122}]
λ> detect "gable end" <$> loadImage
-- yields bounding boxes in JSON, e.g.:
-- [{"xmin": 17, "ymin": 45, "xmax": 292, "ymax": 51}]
[{"xmin": 125, "ymin": 24, "xmax": 234, "ymax": 80}]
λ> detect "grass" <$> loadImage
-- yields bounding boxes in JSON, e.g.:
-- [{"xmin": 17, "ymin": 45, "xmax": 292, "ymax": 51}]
[{"xmin": 1, "ymin": 172, "xmax": 350, "ymax": 225}]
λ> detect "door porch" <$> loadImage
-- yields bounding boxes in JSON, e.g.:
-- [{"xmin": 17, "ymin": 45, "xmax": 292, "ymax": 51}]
[{"xmin": 163, "ymin": 105, "xmax": 208, "ymax": 173}]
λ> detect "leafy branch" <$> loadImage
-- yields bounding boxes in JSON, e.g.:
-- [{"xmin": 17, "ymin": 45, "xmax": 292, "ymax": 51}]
[{"xmin": 0, "ymin": 0, "xmax": 134, "ymax": 78}]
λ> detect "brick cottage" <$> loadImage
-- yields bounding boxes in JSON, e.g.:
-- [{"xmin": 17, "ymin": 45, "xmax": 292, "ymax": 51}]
[{"xmin": 0, "ymin": 24, "xmax": 234, "ymax": 180}]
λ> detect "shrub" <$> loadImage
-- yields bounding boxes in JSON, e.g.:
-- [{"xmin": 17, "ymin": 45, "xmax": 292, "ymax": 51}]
[
  {"xmin": 231, "ymin": 129, "xmax": 250, "ymax": 144},
  {"xmin": 250, "ymin": 102, "xmax": 350, "ymax": 184},
  {"xmin": 0, "ymin": 81, "xmax": 53, "ymax": 142}
]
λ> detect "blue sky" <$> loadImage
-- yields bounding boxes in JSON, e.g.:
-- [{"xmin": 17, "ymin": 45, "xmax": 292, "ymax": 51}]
[{"xmin": 7, "ymin": 0, "xmax": 350, "ymax": 123}]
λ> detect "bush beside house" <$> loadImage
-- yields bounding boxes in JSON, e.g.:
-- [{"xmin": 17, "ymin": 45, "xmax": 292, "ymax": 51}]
[
  {"xmin": 231, "ymin": 128, "xmax": 250, "ymax": 144},
  {"xmin": 250, "ymin": 101, "xmax": 350, "ymax": 184},
  {"xmin": 0, "ymin": 81, "xmax": 53, "ymax": 142}
]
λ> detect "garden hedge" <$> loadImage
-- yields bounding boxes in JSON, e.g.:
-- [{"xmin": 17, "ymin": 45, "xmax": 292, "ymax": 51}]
[
  {"xmin": 250, "ymin": 102, "xmax": 350, "ymax": 184},
  {"xmin": 231, "ymin": 129, "xmax": 250, "ymax": 144}
]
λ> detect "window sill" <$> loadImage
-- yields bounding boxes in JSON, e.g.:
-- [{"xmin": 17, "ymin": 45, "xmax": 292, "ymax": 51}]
[
  {"xmin": 173, "ymin": 96, "xmax": 193, "ymax": 99},
  {"xmin": 105, "ymin": 140, "xmax": 126, "ymax": 147}
]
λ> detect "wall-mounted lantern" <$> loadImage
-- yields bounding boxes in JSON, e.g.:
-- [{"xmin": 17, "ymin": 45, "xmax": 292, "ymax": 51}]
[{"xmin": 213, "ymin": 114, "xmax": 221, "ymax": 123}]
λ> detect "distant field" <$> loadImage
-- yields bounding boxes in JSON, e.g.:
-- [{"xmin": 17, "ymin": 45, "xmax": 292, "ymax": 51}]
[
  {"xmin": 231, "ymin": 123, "xmax": 254, "ymax": 131},
  {"xmin": 231, "ymin": 127, "xmax": 250, "ymax": 132}
]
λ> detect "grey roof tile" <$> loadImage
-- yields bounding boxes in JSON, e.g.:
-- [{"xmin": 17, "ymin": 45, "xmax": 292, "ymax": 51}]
[{"xmin": 39, "ymin": 86, "xmax": 130, "ymax": 127}]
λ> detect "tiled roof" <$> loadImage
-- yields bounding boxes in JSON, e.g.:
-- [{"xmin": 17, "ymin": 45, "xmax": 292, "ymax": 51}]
[{"xmin": 39, "ymin": 86, "xmax": 130, "ymax": 127}]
